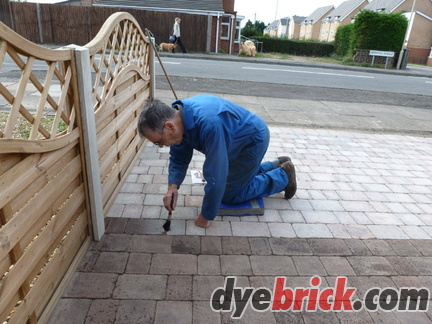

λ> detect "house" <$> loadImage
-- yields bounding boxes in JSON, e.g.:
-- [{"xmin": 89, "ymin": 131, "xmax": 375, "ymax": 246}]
[
  {"xmin": 300, "ymin": 5, "xmax": 335, "ymax": 40},
  {"xmin": 264, "ymin": 20, "xmax": 280, "ymax": 37},
  {"xmin": 288, "ymin": 15, "xmax": 307, "ymax": 39},
  {"xmin": 263, "ymin": 17, "xmax": 290, "ymax": 37},
  {"xmin": 362, "ymin": 0, "xmax": 432, "ymax": 65},
  {"xmin": 89, "ymin": 0, "xmax": 243, "ymax": 54},
  {"xmin": 319, "ymin": 0, "xmax": 369, "ymax": 42}
]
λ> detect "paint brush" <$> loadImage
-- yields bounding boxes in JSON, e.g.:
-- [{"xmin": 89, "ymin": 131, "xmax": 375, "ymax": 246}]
[{"xmin": 163, "ymin": 193, "xmax": 174, "ymax": 232}]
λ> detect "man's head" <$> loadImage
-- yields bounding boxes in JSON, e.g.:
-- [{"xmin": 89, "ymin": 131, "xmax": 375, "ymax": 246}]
[
  {"xmin": 137, "ymin": 99, "xmax": 183, "ymax": 147},
  {"xmin": 175, "ymin": 17, "xmax": 181, "ymax": 23}
]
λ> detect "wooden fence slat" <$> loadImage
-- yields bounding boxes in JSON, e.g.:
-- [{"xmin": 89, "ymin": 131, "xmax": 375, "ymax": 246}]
[
  {"xmin": 0, "ymin": 185, "xmax": 85, "ymax": 318},
  {"xmin": 0, "ymin": 140, "xmax": 77, "ymax": 208},
  {"xmin": 0, "ymin": 155, "xmax": 82, "ymax": 263},
  {"xmin": 29, "ymin": 62, "xmax": 57, "ymax": 140},
  {"xmin": 8, "ymin": 211, "xmax": 89, "ymax": 324}
]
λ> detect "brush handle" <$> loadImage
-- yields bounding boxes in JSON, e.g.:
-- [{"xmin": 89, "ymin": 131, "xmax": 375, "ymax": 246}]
[{"xmin": 167, "ymin": 193, "xmax": 175, "ymax": 220}]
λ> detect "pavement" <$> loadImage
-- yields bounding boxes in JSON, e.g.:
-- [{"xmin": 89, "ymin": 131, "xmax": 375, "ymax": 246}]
[{"xmin": 38, "ymin": 56, "xmax": 432, "ymax": 323}]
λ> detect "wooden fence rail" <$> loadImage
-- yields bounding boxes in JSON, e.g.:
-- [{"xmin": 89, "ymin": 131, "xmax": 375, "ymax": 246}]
[{"xmin": 0, "ymin": 12, "xmax": 151, "ymax": 323}]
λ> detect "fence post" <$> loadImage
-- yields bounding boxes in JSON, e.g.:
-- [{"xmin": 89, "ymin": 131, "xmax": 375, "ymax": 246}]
[{"xmin": 70, "ymin": 45, "xmax": 105, "ymax": 241}]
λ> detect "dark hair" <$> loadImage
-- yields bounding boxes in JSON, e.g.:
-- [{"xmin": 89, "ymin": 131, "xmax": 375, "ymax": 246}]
[{"xmin": 137, "ymin": 99, "xmax": 176, "ymax": 138}]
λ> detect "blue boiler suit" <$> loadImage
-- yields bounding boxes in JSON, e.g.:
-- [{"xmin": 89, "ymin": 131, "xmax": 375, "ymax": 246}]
[{"xmin": 168, "ymin": 95, "xmax": 288, "ymax": 221}]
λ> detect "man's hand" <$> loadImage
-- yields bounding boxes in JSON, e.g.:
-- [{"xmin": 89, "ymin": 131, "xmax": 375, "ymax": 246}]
[
  {"xmin": 164, "ymin": 184, "xmax": 178, "ymax": 212},
  {"xmin": 194, "ymin": 213, "xmax": 210, "ymax": 228}
]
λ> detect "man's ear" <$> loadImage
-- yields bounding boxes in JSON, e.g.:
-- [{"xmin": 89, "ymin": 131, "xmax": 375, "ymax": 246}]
[{"xmin": 164, "ymin": 120, "xmax": 175, "ymax": 132}]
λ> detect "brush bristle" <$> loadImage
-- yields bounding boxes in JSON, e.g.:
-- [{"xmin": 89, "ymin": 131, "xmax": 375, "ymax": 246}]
[{"xmin": 163, "ymin": 220, "xmax": 171, "ymax": 231}]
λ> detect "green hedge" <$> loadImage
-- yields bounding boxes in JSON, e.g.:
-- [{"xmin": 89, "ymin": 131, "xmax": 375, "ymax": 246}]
[
  {"xmin": 351, "ymin": 10, "xmax": 407, "ymax": 52},
  {"xmin": 334, "ymin": 24, "xmax": 354, "ymax": 56},
  {"xmin": 252, "ymin": 36, "xmax": 335, "ymax": 57}
]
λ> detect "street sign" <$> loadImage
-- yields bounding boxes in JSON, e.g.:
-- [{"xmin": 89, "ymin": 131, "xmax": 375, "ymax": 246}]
[{"xmin": 369, "ymin": 50, "xmax": 395, "ymax": 57}]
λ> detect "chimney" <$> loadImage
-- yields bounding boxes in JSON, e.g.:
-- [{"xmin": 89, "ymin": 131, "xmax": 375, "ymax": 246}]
[{"xmin": 223, "ymin": 0, "xmax": 235, "ymax": 12}]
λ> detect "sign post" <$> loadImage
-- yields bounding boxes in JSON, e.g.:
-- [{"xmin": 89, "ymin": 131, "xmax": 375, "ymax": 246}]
[{"xmin": 369, "ymin": 50, "xmax": 395, "ymax": 68}]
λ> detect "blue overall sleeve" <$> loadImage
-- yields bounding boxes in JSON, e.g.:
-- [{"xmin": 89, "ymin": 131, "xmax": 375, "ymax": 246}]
[
  {"xmin": 168, "ymin": 142, "xmax": 194, "ymax": 188},
  {"xmin": 199, "ymin": 117, "xmax": 230, "ymax": 221}
]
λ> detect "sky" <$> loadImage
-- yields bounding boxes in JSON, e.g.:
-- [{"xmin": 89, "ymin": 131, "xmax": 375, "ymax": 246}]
[{"xmin": 235, "ymin": 0, "xmax": 346, "ymax": 26}]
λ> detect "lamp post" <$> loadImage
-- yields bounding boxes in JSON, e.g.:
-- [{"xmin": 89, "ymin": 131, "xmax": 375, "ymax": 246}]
[{"xmin": 397, "ymin": 0, "xmax": 417, "ymax": 69}]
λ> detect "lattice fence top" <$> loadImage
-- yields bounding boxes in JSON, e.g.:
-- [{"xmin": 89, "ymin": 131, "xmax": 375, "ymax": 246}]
[
  {"xmin": 0, "ymin": 27, "xmax": 77, "ymax": 142},
  {"xmin": 0, "ymin": 12, "xmax": 152, "ymax": 145},
  {"xmin": 85, "ymin": 12, "xmax": 152, "ymax": 112}
]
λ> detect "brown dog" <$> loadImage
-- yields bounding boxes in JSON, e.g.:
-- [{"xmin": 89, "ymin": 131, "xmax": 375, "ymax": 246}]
[{"xmin": 159, "ymin": 42, "xmax": 177, "ymax": 52}]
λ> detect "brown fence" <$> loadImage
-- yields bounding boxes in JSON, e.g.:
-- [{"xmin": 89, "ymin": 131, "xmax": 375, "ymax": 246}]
[
  {"xmin": 1, "ymin": 2, "xmax": 208, "ymax": 52},
  {"xmin": 0, "ymin": 12, "xmax": 151, "ymax": 323}
]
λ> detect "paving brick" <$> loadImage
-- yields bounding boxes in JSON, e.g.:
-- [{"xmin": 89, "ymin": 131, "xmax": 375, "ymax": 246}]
[
  {"xmin": 221, "ymin": 237, "xmax": 252, "ymax": 255},
  {"xmin": 172, "ymin": 235, "xmax": 201, "ymax": 254},
  {"xmin": 386, "ymin": 256, "xmax": 419, "ymax": 276},
  {"xmin": 107, "ymin": 204, "xmax": 125, "ymax": 217},
  {"xmin": 293, "ymin": 223, "xmax": 333, "ymax": 238},
  {"xmin": 347, "ymin": 276, "xmax": 398, "ymax": 298},
  {"xmin": 105, "ymin": 218, "xmax": 128, "ymax": 233},
  {"xmin": 64, "ymin": 272, "xmax": 118, "ymax": 298},
  {"xmin": 201, "ymin": 236, "xmax": 222, "ymax": 254},
  {"xmin": 292, "ymin": 256, "xmax": 326, "ymax": 276},
  {"xmin": 76, "ymin": 250, "xmax": 99, "ymax": 272},
  {"xmin": 249, "ymin": 237, "xmax": 272, "ymax": 255},
  {"xmin": 302, "ymin": 311, "xmax": 339, "ymax": 324},
  {"xmin": 363, "ymin": 240, "xmax": 396, "ymax": 256},
  {"xmin": 308, "ymin": 238, "xmax": 352, "ymax": 256},
  {"xmin": 113, "ymin": 274, "xmax": 167, "ymax": 299},
  {"xmin": 348, "ymin": 256, "xmax": 397, "ymax": 275},
  {"xmin": 320, "ymin": 256, "xmax": 356, "ymax": 276},
  {"xmin": 85, "ymin": 299, "xmax": 120, "ymax": 324},
  {"xmin": 367, "ymin": 225, "xmax": 409, "ymax": 239},
  {"xmin": 221, "ymin": 307, "xmax": 277, "ymax": 324},
  {"xmin": 269, "ymin": 238, "xmax": 313, "ymax": 255},
  {"xmin": 268, "ymin": 223, "xmax": 296, "ymax": 237},
  {"xmin": 125, "ymin": 219, "xmax": 165, "ymax": 234},
  {"xmin": 115, "ymin": 300, "xmax": 156, "ymax": 323},
  {"xmin": 327, "ymin": 224, "xmax": 352, "ymax": 239},
  {"xmin": 250, "ymin": 255, "xmax": 297, "ymax": 275},
  {"xmin": 100, "ymin": 234, "xmax": 131, "ymax": 252},
  {"xmin": 198, "ymin": 255, "xmax": 221, "ymax": 275},
  {"xmin": 344, "ymin": 225, "xmax": 374, "ymax": 239},
  {"xmin": 406, "ymin": 257, "xmax": 432, "ymax": 275},
  {"xmin": 386, "ymin": 239, "xmax": 422, "ymax": 256},
  {"xmin": 206, "ymin": 221, "xmax": 233, "ymax": 236},
  {"xmin": 125, "ymin": 253, "xmax": 151, "ymax": 274},
  {"xmin": 93, "ymin": 252, "xmax": 128, "ymax": 273},
  {"xmin": 231, "ymin": 221, "xmax": 270, "ymax": 237},
  {"xmin": 193, "ymin": 301, "xmax": 221, "ymax": 324},
  {"xmin": 166, "ymin": 275, "xmax": 193, "ymax": 300},
  {"xmin": 154, "ymin": 301, "xmax": 192, "ymax": 324},
  {"xmin": 279, "ymin": 210, "xmax": 305, "ymax": 223},
  {"xmin": 128, "ymin": 235, "xmax": 172, "ymax": 253},
  {"xmin": 220, "ymin": 255, "xmax": 252, "ymax": 275},
  {"xmin": 150, "ymin": 254, "xmax": 197, "ymax": 275},
  {"xmin": 193, "ymin": 276, "xmax": 225, "ymax": 301},
  {"xmin": 47, "ymin": 299, "xmax": 92, "ymax": 324}
]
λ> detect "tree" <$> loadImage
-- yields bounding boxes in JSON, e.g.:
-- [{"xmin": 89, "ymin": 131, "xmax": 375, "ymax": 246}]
[{"xmin": 241, "ymin": 20, "xmax": 268, "ymax": 38}]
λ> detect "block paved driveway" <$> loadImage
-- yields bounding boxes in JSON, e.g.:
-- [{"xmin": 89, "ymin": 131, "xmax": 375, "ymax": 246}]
[{"xmin": 49, "ymin": 125, "xmax": 432, "ymax": 322}]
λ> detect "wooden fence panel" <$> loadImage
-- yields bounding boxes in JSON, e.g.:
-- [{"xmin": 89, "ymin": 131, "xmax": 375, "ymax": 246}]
[
  {"xmin": 9, "ymin": 2, "xmax": 39, "ymax": 43},
  {"xmin": 0, "ymin": 11, "xmax": 152, "ymax": 322},
  {"xmin": 3, "ymin": 2, "xmax": 209, "ymax": 51},
  {"xmin": 86, "ymin": 12, "xmax": 150, "ymax": 213},
  {"xmin": 0, "ymin": 21, "xmax": 91, "ymax": 323}
]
